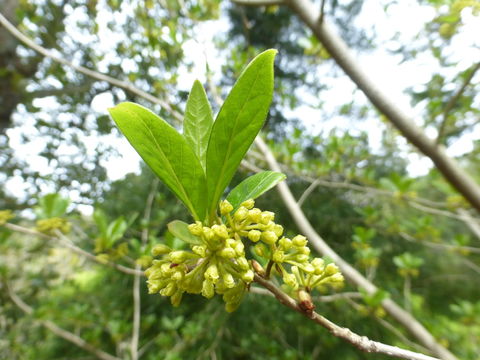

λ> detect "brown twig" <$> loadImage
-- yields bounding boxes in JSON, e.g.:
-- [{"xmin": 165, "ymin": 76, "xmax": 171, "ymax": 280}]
[{"xmin": 253, "ymin": 274, "xmax": 440, "ymax": 360}]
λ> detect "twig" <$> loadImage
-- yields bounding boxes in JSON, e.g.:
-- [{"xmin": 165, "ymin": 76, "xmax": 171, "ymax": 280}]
[
  {"xmin": 0, "ymin": 12, "xmax": 182, "ymax": 121},
  {"xmin": 254, "ymin": 274, "xmax": 440, "ymax": 360},
  {"xmin": 131, "ymin": 178, "xmax": 159, "ymax": 360},
  {"xmin": 3, "ymin": 223, "xmax": 144, "ymax": 276},
  {"xmin": 250, "ymin": 286, "xmax": 362, "ymax": 302},
  {"xmin": 5, "ymin": 282, "xmax": 120, "ymax": 360},
  {"xmin": 254, "ymin": 136, "xmax": 457, "ymax": 360},
  {"xmin": 297, "ymin": 178, "xmax": 321, "ymax": 208},
  {"xmin": 232, "ymin": 0, "xmax": 285, "ymax": 5},
  {"xmin": 436, "ymin": 62, "xmax": 480, "ymax": 144},
  {"xmin": 399, "ymin": 232, "xmax": 480, "ymax": 255}
]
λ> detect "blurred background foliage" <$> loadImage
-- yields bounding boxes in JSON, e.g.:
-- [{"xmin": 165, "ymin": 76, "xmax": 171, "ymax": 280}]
[{"xmin": 1, "ymin": 0, "xmax": 480, "ymax": 359}]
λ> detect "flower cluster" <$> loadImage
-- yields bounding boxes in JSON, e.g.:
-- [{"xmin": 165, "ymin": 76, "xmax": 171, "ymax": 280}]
[
  {"xmin": 146, "ymin": 199, "xmax": 344, "ymax": 312},
  {"xmin": 0, "ymin": 210, "xmax": 15, "ymax": 226},
  {"xmin": 36, "ymin": 217, "xmax": 71, "ymax": 235}
]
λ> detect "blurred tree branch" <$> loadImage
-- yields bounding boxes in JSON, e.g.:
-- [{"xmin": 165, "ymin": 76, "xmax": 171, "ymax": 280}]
[
  {"xmin": 253, "ymin": 0, "xmax": 480, "ymax": 214},
  {"xmin": 5, "ymin": 282, "xmax": 121, "ymax": 360}
]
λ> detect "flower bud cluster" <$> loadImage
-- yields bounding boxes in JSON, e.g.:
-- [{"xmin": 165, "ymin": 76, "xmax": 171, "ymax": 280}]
[
  {"xmin": 36, "ymin": 217, "xmax": 71, "ymax": 235},
  {"xmin": 0, "ymin": 210, "xmax": 15, "ymax": 226},
  {"xmin": 146, "ymin": 198, "xmax": 344, "ymax": 311}
]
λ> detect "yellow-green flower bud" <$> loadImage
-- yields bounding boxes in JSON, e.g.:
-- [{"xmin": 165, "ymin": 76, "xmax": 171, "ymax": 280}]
[
  {"xmin": 279, "ymin": 237, "xmax": 292, "ymax": 250},
  {"xmin": 292, "ymin": 235, "xmax": 308, "ymax": 247},
  {"xmin": 160, "ymin": 282, "xmax": 176, "ymax": 297},
  {"xmin": 234, "ymin": 241, "xmax": 245, "ymax": 255},
  {"xmin": 203, "ymin": 227, "xmax": 214, "ymax": 240},
  {"xmin": 201, "ymin": 279, "xmax": 215, "ymax": 298},
  {"xmin": 169, "ymin": 251, "xmax": 191, "ymax": 263},
  {"xmin": 171, "ymin": 270, "xmax": 184, "ymax": 281},
  {"xmin": 312, "ymin": 258, "xmax": 325, "ymax": 274},
  {"xmin": 283, "ymin": 272, "xmax": 297, "ymax": 288},
  {"xmin": 188, "ymin": 221, "xmax": 203, "ymax": 236},
  {"xmin": 171, "ymin": 290, "xmax": 183, "ymax": 307},
  {"xmin": 297, "ymin": 246, "xmax": 310, "ymax": 255},
  {"xmin": 212, "ymin": 224, "xmax": 229, "ymax": 239},
  {"xmin": 234, "ymin": 206, "xmax": 249, "ymax": 222},
  {"xmin": 205, "ymin": 264, "xmax": 219, "ymax": 283},
  {"xmin": 192, "ymin": 245, "xmax": 207, "ymax": 257},
  {"xmin": 0, "ymin": 210, "xmax": 15, "ymax": 225},
  {"xmin": 219, "ymin": 247, "xmax": 236, "ymax": 258},
  {"xmin": 223, "ymin": 273, "xmax": 235, "ymax": 288},
  {"xmin": 272, "ymin": 250, "xmax": 285, "ymax": 263},
  {"xmin": 248, "ymin": 208, "xmax": 262, "ymax": 222},
  {"xmin": 236, "ymin": 256, "xmax": 250, "ymax": 270},
  {"xmin": 225, "ymin": 238, "xmax": 236, "ymax": 247},
  {"xmin": 248, "ymin": 230, "xmax": 261, "ymax": 242},
  {"xmin": 241, "ymin": 269, "xmax": 254, "ymax": 282},
  {"xmin": 152, "ymin": 244, "xmax": 171, "ymax": 256},
  {"xmin": 273, "ymin": 224, "xmax": 284, "ymax": 237},
  {"xmin": 220, "ymin": 200, "xmax": 234, "ymax": 215},
  {"xmin": 260, "ymin": 211, "xmax": 275, "ymax": 224},
  {"xmin": 295, "ymin": 254, "xmax": 309, "ymax": 263},
  {"xmin": 301, "ymin": 263, "xmax": 315, "ymax": 273},
  {"xmin": 261, "ymin": 231, "xmax": 278, "ymax": 245},
  {"xmin": 325, "ymin": 263, "xmax": 339, "ymax": 276},
  {"xmin": 329, "ymin": 273, "xmax": 344, "ymax": 283},
  {"xmin": 240, "ymin": 199, "xmax": 255, "ymax": 209}
]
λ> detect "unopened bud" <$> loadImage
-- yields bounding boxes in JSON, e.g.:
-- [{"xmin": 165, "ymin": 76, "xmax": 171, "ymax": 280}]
[
  {"xmin": 292, "ymin": 235, "xmax": 307, "ymax": 247},
  {"xmin": 261, "ymin": 231, "xmax": 278, "ymax": 245},
  {"xmin": 212, "ymin": 224, "xmax": 229, "ymax": 239},
  {"xmin": 325, "ymin": 263, "xmax": 339, "ymax": 276},
  {"xmin": 219, "ymin": 247, "xmax": 236, "ymax": 258},
  {"xmin": 279, "ymin": 237, "xmax": 292, "ymax": 250},
  {"xmin": 242, "ymin": 269, "xmax": 254, "ymax": 282},
  {"xmin": 220, "ymin": 200, "xmax": 234, "ymax": 215},
  {"xmin": 205, "ymin": 264, "xmax": 219, "ymax": 283},
  {"xmin": 201, "ymin": 279, "xmax": 215, "ymax": 298},
  {"xmin": 248, "ymin": 230, "xmax": 261, "ymax": 242},
  {"xmin": 237, "ymin": 257, "xmax": 250, "ymax": 270},
  {"xmin": 240, "ymin": 199, "xmax": 255, "ymax": 209},
  {"xmin": 272, "ymin": 250, "xmax": 285, "ymax": 263},
  {"xmin": 188, "ymin": 221, "xmax": 203, "ymax": 236},
  {"xmin": 223, "ymin": 273, "xmax": 235, "ymax": 288},
  {"xmin": 298, "ymin": 289, "xmax": 315, "ymax": 314},
  {"xmin": 152, "ymin": 244, "xmax": 171, "ymax": 256},
  {"xmin": 273, "ymin": 224, "xmax": 284, "ymax": 237},
  {"xmin": 260, "ymin": 211, "xmax": 275, "ymax": 224},
  {"xmin": 248, "ymin": 208, "xmax": 262, "ymax": 222},
  {"xmin": 234, "ymin": 206, "xmax": 249, "ymax": 222}
]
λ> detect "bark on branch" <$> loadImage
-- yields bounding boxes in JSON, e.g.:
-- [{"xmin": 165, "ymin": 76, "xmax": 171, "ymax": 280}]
[
  {"xmin": 253, "ymin": 275, "xmax": 440, "ymax": 360},
  {"xmin": 281, "ymin": 0, "xmax": 480, "ymax": 213}
]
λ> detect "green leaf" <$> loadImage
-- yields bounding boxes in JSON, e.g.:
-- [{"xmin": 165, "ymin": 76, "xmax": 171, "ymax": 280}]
[
  {"xmin": 36, "ymin": 193, "xmax": 70, "ymax": 219},
  {"xmin": 226, "ymin": 171, "xmax": 286, "ymax": 210},
  {"xmin": 167, "ymin": 220, "xmax": 203, "ymax": 245},
  {"xmin": 183, "ymin": 80, "xmax": 214, "ymax": 170},
  {"xmin": 206, "ymin": 49, "xmax": 277, "ymax": 219},
  {"xmin": 109, "ymin": 102, "xmax": 207, "ymax": 220},
  {"xmin": 106, "ymin": 217, "xmax": 128, "ymax": 247},
  {"xmin": 93, "ymin": 208, "xmax": 108, "ymax": 235}
]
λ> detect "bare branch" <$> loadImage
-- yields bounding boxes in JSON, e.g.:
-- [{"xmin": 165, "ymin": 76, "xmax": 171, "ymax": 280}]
[
  {"xmin": 254, "ymin": 275, "xmax": 440, "ymax": 360},
  {"xmin": 283, "ymin": 0, "xmax": 480, "ymax": 213},
  {"xmin": 437, "ymin": 62, "xmax": 480, "ymax": 144},
  {"xmin": 0, "ymin": 12, "xmax": 182, "ymax": 121},
  {"xmin": 254, "ymin": 136, "xmax": 458, "ymax": 360},
  {"xmin": 232, "ymin": 0, "xmax": 285, "ymax": 6},
  {"xmin": 5, "ymin": 282, "xmax": 121, "ymax": 360},
  {"xmin": 3, "ymin": 223, "xmax": 144, "ymax": 276},
  {"xmin": 131, "ymin": 178, "xmax": 159, "ymax": 360}
]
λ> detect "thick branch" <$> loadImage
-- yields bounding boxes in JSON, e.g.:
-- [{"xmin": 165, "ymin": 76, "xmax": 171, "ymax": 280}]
[
  {"xmin": 254, "ymin": 275, "xmax": 439, "ymax": 360},
  {"xmin": 6, "ymin": 282, "xmax": 120, "ymax": 360},
  {"xmin": 282, "ymin": 0, "xmax": 480, "ymax": 213},
  {"xmin": 254, "ymin": 137, "xmax": 458, "ymax": 360}
]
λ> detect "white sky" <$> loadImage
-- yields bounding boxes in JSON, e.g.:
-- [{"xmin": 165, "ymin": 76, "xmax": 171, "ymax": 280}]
[{"xmin": 4, "ymin": 0, "xmax": 480, "ymax": 209}]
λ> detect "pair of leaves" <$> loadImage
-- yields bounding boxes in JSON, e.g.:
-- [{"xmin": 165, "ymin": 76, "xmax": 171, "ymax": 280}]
[{"xmin": 108, "ymin": 49, "xmax": 285, "ymax": 223}]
